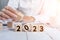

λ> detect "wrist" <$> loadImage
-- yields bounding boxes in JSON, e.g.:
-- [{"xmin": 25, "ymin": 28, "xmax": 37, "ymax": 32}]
[{"xmin": 22, "ymin": 16, "xmax": 35, "ymax": 22}]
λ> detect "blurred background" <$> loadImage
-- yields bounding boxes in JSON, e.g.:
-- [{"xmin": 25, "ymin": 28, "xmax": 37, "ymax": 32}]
[
  {"xmin": 0, "ymin": 0, "xmax": 9, "ymax": 11},
  {"xmin": 0, "ymin": 0, "xmax": 60, "ymax": 27}
]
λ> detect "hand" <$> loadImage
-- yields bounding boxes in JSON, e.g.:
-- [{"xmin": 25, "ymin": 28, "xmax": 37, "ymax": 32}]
[
  {"xmin": 0, "ymin": 6, "xmax": 24, "ymax": 21},
  {"xmin": 23, "ymin": 16, "xmax": 35, "ymax": 23}
]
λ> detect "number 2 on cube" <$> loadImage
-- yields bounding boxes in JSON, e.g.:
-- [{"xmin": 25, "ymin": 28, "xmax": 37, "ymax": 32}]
[{"xmin": 16, "ymin": 25, "xmax": 21, "ymax": 31}]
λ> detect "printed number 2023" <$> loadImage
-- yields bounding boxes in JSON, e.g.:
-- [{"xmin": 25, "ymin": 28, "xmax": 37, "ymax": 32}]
[{"xmin": 16, "ymin": 24, "xmax": 44, "ymax": 32}]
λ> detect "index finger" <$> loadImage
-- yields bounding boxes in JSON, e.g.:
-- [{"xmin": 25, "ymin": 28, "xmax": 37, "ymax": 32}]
[{"xmin": 5, "ymin": 6, "xmax": 24, "ymax": 16}]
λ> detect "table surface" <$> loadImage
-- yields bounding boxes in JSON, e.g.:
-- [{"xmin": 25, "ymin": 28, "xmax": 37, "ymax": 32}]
[{"xmin": 0, "ymin": 26, "xmax": 60, "ymax": 40}]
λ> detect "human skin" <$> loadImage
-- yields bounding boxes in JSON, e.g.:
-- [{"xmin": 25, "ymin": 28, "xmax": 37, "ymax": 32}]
[{"xmin": 0, "ymin": 6, "xmax": 35, "ymax": 22}]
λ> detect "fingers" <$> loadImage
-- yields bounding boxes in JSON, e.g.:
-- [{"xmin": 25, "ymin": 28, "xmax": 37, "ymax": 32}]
[
  {"xmin": 0, "ymin": 16, "xmax": 2, "ymax": 20},
  {"xmin": 0, "ymin": 12, "xmax": 10, "ymax": 19},
  {"xmin": 0, "ymin": 6, "xmax": 24, "ymax": 21},
  {"xmin": 5, "ymin": 6, "xmax": 24, "ymax": 17},
  {"xmin": 0, "ymin": 12, "xmax": 7, "ymax": 20},
  {"xmin": 0, "ymin": 16, "xmax": 6, "ymax": 20},
  {"xmin": 2, "ymin": 9, "xmax": 17, "ymax": 19},
  {"xmin": 5, "ymin": 6, "xmax": 18, "ymax": 15},
  {"xmin": 5, "ymin": 6, "xmax": 24, "ymax": 21}
]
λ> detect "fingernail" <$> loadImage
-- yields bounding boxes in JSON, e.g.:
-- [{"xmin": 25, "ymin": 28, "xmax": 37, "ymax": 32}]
[{"xmin": 13, "ymin": 15, "xmax": 17, "ymax": 19}]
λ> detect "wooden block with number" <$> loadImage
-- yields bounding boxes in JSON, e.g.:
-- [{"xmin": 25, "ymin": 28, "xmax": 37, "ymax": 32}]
[
  {"xmin": 31, "ymin": 23, "xmax": 39, "ymax": 32},
  {"xmin": 38, "ymin": 23, "xmax": 44, "ymax": 32},
  {"xmin": 14, "ymin": 22, "xmax": 22, "ymax": 32},
  {"xmin": 23, "ymin": 23, "xmax": 31, "ymax": 32},
  {"xmin": 7, "ymin": 22, "xmax": 22, "ymax": 32},
  {"xmin": 0, "ymin": 22, "xmax": 3, "ymax": 30}
]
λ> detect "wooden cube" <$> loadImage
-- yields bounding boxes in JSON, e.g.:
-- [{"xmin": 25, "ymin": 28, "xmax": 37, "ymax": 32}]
[
  {"xmin": 31, "ymin": 23, "xmax": 39, "ymax": 32},
  {"xmin": 14, "ymin": 22, "xmax": 22, "ymax": 32},
  {"xmin": 7, "ymin": 22, "xmax": 13, "ymax": 28},
  {"xmin": 38, "ymin": 23, "xmax": 44, "ymax": 32},
  {"xmin": 7, "ymin": 22, "xmax": 22, "ymax": 32},
  {"xmin": 23, "ymin": 23, "xmax": 31, "ymax": 32},
  {"xmin": 0, "ymin": 22, "xmax": 3, "ymax": 30}
]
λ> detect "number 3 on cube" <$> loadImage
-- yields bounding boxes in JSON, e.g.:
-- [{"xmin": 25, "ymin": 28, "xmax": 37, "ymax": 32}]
[{"xmin": 38, "ymin": 24, "xmax": 44, "ymax": 32}]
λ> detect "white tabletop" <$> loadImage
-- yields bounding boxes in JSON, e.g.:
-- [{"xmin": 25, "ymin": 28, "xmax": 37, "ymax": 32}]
[
  {"xmin": 0, "ymin": 16, "xmax": 60, "ymax": 40},
  {"xmin": 0, "ymin": 31, "xmax": 52, "ymax": 40},
  {"xmin": 0, "ymin": 26, "xmax": 60, "ymax": 40}
]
